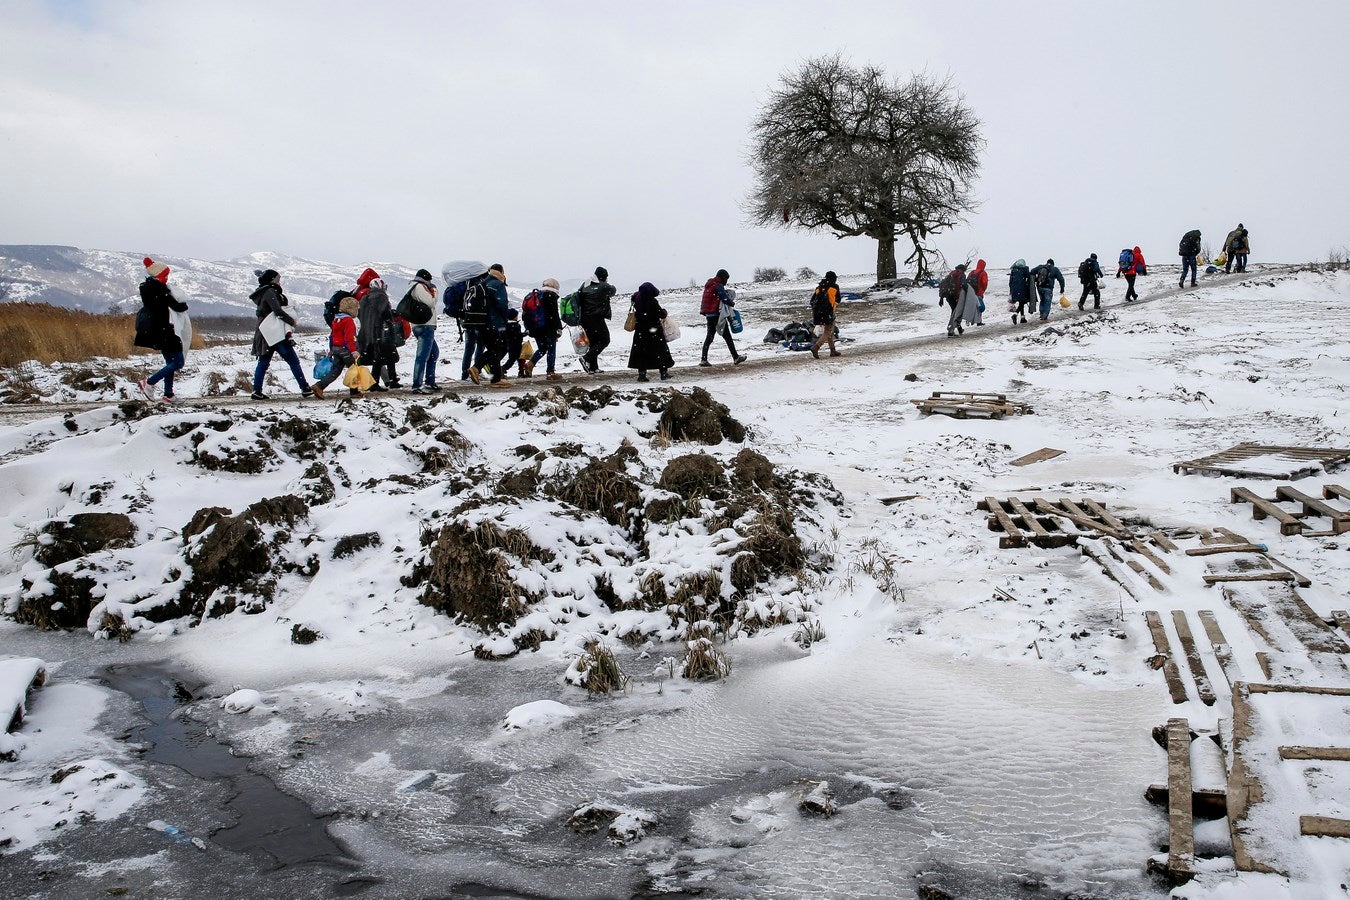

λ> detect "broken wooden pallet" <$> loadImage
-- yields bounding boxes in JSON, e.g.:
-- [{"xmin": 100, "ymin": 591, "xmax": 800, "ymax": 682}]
[
  {"xmin": 912, "ymin": 391, "xmax": 1032, "ymax": 420},
  {"xmin": 1229, "ymin": 483, "xmax": 1350, "ymax": 536},
  {"xmin": 1173, "ymin": 443, "xmax": 1350, "ymax": 479},
  {"xmin": 978, "ymin": 496, "xmax": 1130, "ymax": 548}
]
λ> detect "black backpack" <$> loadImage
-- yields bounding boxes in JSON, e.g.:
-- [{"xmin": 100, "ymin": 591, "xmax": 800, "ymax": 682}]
[
  {"xmin": 811, "ymin": 282, "xmax": 834, "ymax": 317},
  {"xmin": 324, "ymin": 290, "xmax": 353, "ymax": 327},
  {"xmin": 1179, "ymin": 230, "xmax": 1201, "ymax": 256},
  {"xmin": 1034, "ymin": 266, "xmax": 1052, "ymax": 289},
  {"xmin": 461, "ymin": 275, "xmax": 490, "ymax": 328},
  {"xmin": 1077, "ymin": 259, "xmax": 1095, "ymax": 282},
  {"xmin": 396, "ymin": 287, "xmax": 434, "ymax": 325},
  {"xmin": 937, "ymin": 272, "xmax": 961, "ymax": 304}
]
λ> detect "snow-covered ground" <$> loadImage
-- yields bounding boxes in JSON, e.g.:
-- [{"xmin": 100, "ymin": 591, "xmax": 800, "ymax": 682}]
[{"xmin": 0, "ymin": 265, "xmax": 1347, "ymax": 898}]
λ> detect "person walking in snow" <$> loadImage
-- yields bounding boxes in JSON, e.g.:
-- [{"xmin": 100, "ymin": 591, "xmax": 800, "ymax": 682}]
[
  {"xmin": 1133, "ymin": 246, "xmax": 1148, "ymax": 276},
  {"xmin": 1008, "ymin": 259, "xmax": 1032, "ymax": 324},
  {"xmin": 809, "ymin": 271, "xmax": 842, "ymax": 358},
  {"xmin": 524, "ymin": 278, "xmax": 564, "ymax": 381},
  {"xmin": 1178, "ymin": 229, "xmax": 1201, "ymax": 288},
  {"xmin": 355, "ymin": 268, "xmax": 396, "ymax": 391},
  {"xmin": 504, "ymin": 308, "xmax": 526, "ymax": 378},
  {"xmin": 967, "ymin": 259, "xmax": 989, "ymax": 325},
  {"xmin": 1226, "ymin": 225, "xmax": 1250, "ymax": 273},
  {"xmin": 942, "ymin": 262, "xmax": 969, "ymax": 336},
  {"xmin": 1076, "ymin": 253, "xmax": 1104, "ymax": 310},
  {"xmin": 577, "ymin": 266, "xmax": 616, "ymax": 373},
  {"xmin": 1116, "ymin": 248, "xmax": 1140, "ymax": 302},
  {"xmin": 626, "ymin": 281, "xmax": 673, "ymax": 382},
  {"xmin": 1031, "ymin": 259, "xmax": 1065, "ymax": 321},
  {"xmin": 249, "ymin": 269, "xmax": 314, "ymax": 400},
  {"xmin": 469, "ymin": 264, "xmax": 512, "ymax": 387},
  {"xmin": 699, "ymin": 269, "xmax": 746, "ymax": 366},
  {"xmin": 312, "ymin": 295, "xmax": 360, "ymax": 398},
  {"xmin": 404, "ymin": 269, "xmax": 440, "ymax": 393},
  {"xmin": 134, "ymin": 256, "xmax": 190, "ymax": 403}
]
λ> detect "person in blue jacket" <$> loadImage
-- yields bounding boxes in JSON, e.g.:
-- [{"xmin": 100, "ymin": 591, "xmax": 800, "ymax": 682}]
[
  {"xmin": 469, "ymin": 264, "xmax": 512, "ymax": 387},
  {"xmin": 1008, "ymin": 259, "xmax": 1032, "ymax": 324},
  {"xmin": 1030, "ymin": 259, "xmax": 1065, "ymax": 322}
]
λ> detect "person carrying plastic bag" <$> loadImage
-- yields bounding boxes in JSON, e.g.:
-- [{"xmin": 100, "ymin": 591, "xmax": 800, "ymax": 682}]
[
  {"xmin": 312, "ymin": 295, "xmax": 361, "ymax": 398},
  {"xmin": 699, "ymin": 268, "xmax": 745, "ymax": 366},
  {"xmin": 249, "ymin": 268, "xmax": 314, "ymax": 400}
]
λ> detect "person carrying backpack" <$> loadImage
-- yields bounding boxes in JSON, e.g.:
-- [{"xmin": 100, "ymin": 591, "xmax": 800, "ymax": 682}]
[
  {"xmin": 1116, "ymin": 248, "xmax": 1140, "ymax": 302},
  {"xmin": 1227, "ymin": 224, "xmax": 1250, "ymax": 273},
  {"xmin": 1178, "ymin": 229, "xmax": 1201, "ymax": 288},
  {"xmin": 941, "ymin": 262, "xmax": 968, "ymax": 336},
  {"xmin": 312, "ymin": 295, "xmax": 360, "ymax": 399},
  {"xmin": 524, "ymin": 278, "xmax": 564, "ymax": 381},
  {"xmin": 135, "ymin": 256, "xmax": 190, "ymax": 403},
  {"xmin": 1031, "ymin": 259, "xmax": 1065, "ymax": 321},
  {"xmin": 401, "ymin": 268, "xmax": 440, "ymax": 393},
  {"xmin": 1133, "ymin": 246, "xmax": 1148, "ymax": 276},
  {"xmin": 1076, "ymin": 253, "xmax": 1104, "ymax": 310},
  {"xmin": 249, "ymin": 269, "xmax": 314, "ymax": 400},
  {"xmin": 355, "ymin": 267, "xmax": 397, "ymax": 391},
  {"xmin": 968, "ymin": 259, "xmax": 989, "ymax": 325},
  {"xmin": 578, "ymin": 266, "xmax": 617, "ymax": 373},
  {"xmin": 469, "ymin": 264, "xmax": 512, "ymax": 387},
  {"xmin": 1008, "ymin": 259, "xmax": 1032, "ymax": 324},
  {"xmin": 453, "ymin": 271, "xmax": 491, "ymax": 381},
  {"xmin": 626, "ymin": 281, "xmax": 673, "ymax": 382},
  {"xmin": 699, "ymin": 268, "xmax": 746, "ymax": 366},
  {"xmin": 809, "ymin": 271, "xmax": 842, "ymax": 358}
]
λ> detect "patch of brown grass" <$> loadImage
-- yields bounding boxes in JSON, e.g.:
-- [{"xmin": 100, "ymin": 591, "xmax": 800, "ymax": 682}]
[{"xmin": 0, "ymin": 302, "xmax": 204, "ymax": 368}]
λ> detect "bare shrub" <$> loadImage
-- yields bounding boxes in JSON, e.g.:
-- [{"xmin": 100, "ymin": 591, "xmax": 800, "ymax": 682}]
[
  {"xmin": 681, "ymin": 624, "xmax": 732, "ymax": 681},
  {"xmin": 569, "ymin": 637, "xmax": 630, "ymax": 695},
  {"xmin": 849, "ymin": 537, "xmax": 906, "ymax": 602},
  {"xmin": 753, "ymin": 266, "xmax": 787, "ymax": 283},
  {"xmin": 796, "ymin": 266, "xmax": 818, "ymax": 281}
]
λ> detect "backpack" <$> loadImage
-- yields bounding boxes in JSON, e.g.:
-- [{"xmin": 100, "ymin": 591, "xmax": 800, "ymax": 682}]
[
  {"xmin": 1077, "ymin": 259, "xmax": 1095, "ymax": 282},
  {"xmin": 443, "ymin": 280, "xmax": 467, "ymax": 318},
  {"xmin": 461, "ymin": 276, "xmax": 490, "ymax": 328},
  {"xmin": 1119, "ymin": 249, "xmax": 1134, "ymax": 271},
  {"xmin": 323, "ymin": 290, "xmax": 352, "ymax": 327},
  {"xmin": 396, "ymin": 288, "xmax": 433, "ymax": 325},
  {"xmin": 1034, "ymin": 266, "xmax": 1052, "ymax": 289},
  {"xmin": 559, "ymin": 292, "xmax": 581, "ymax": 327},
  {"xmin": 521, "ymin": 289, "xmax": 547, "ymax": 332},
  {"xmin": 1179, "ymin": 230, "xmax": 1201, "ymax": 256},
  {"xmin": 937, "ymin": 272, "xmax": 960, "ymax": 304},
  {"xmin": 811, "ymin": 282, "xmax": 834, "ymax": 318}
]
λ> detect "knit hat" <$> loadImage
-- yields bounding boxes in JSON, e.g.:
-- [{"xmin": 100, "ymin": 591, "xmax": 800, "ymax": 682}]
[
  {"xmin": 541, "ymin": 278, "xmax": 561, "ymax": 294},
  {"xmin": 1089, "ymin": 253, "xmax": 1097, "ymax": 260},
  {"xmin": 414, "ymin": 268, "xmax": 433, "ymax": 281},
  {"xmin": 716, "ymin": 268, "xmax": 729, "ymax": 282},
  {"xmin": 824, "ymin": 270, "xmax": 837, "ymax": 283},
  {"xmin": 507, "ymin": 308, "xmax": 519, "ymax": 320},
  {"xmin": 339, "ymin": 296, "xmax": 359, "ymax": 316},
  {"xmin": 1046, "ymin": 259, "xmax": 1055, "ymax": 266},
  {"xmin": 594, "ymin": 266, "xmax": 608, "ymax": 281},
  {"xmin": 256, "ymin": 268, "xmax": 279, "ymax": 285},
  {"xmin": 955, "ymin": 263, "xmax": 968, "ymax": 270},
  {"xmin": 143, "ymin": 256, "xmax": 170, "ymax": 284}
]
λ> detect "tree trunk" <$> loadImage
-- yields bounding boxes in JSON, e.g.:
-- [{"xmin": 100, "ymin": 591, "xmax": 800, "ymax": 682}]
[{"xmin": 875, "ymin": 233, "xmax": 897, "ymax": 282}]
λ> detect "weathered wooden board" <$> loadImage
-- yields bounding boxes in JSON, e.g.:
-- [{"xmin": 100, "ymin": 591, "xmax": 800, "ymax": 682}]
[
  {"xmin": 1279, "ymin": 746, "xmax": 1350, "ymax": 761},
  {"xmin": 1172, "ymin": 611, "xmax": 1217, "ymax": 706},
  {"xmin": 1300, "ymin": 816, "xmax": 1350, "ymax": 838},
  {"xmin": 1175, "ymin": 443, "xmax": 1350, "ymax": 479},
  {"xmin": 1010, "ymin": 447, "xmax": 1065, "ymax": 467},
  {"xmin": 1167, "ymin": 718, "xmax": 1196, "ymax": 882},
  {"xmin": 1145, "ymin": 611, "xmax": 1189, "ymax": 704},
  {"xmin": 1230, "ymin": 486, "xmax": 1305, "ymax": 535}
]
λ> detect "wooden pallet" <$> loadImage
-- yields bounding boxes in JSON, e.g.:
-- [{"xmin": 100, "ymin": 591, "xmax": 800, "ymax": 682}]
[
  {"xmin": 1173, "ymin": 443, "xmax": 1350, "ymax": 479},
  {"xmin": 978, "ymin": 496, "xmax": 1130, "ymax": 548},
  {"xmin": 912, "ymin": 391, "xmax": 1032, "ymax": 420},
  {"xmin": 1229, "ymin": 483, "xmax": 1350, "ymax": 536}
]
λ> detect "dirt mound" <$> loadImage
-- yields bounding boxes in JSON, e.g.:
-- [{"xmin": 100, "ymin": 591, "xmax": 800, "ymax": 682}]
[
  {"xmin": 658, "ymin": 453, "xmax": 727, "ymax": 498},
  {"xmin": 418, "ymin": 521, "xmax": 554, "ymax": 631},
  {"xmin": 13, "ymin": 570, "xmax": 99, "ymax": 630},
  {"xmin": 35, "ymin": 513, "xmax": 135, "ymax": 567},
  {"xmin": 180, "ymin": 495, "xmax": 311, "ymax": 617},
  {"xmin": 552, "ymin": 445, "xmax": 644, "ymax": 529},
  {"xmin": 658, "ymin": 387, "xmax": 745, "ymax": 444}
]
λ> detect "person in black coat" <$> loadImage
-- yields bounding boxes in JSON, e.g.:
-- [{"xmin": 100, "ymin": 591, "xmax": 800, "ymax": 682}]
[
  {"xmin": 525, "ymin": 278, "xmax": 564, "ymax": 380},
  {"xmin": 249, "ymin": 269, "xmax": 314, "ymax": 400},
  {"xmin": 577, "ymin": 266, "xmax": 616, "ymax": 372},
  {"xmin": 626, "ymin": 282, "xmax": 673, "ymax": 382},
  {"xmin": 135, "ymin": 256, "xmax": 189, "ymax": 402}
]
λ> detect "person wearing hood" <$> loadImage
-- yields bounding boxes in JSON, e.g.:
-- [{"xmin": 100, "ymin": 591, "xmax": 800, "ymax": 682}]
[
  {"xmin": 1008, "ymin": 259, "xmax": 1032, "ymax": 324},
  {"xmin": 249, "ymin": 269, "xmax": 314, "ymax": 400},
  {"xmin": 1116, "ymin": 248, "xmax": 1140, "ymax": 303},
  {"xmin": 525, "ymin": 278, "xmax": 564, "ymax": 381},
  {"xmin": 469, "ymin": 264, "xmax": 512, "ymax": 387},
  {"xmin": 406, "ymin": 268, "xmax": 441, "ymax": 394},
  {"xmin": 313, "ymin": 295, "xmax": 361, "ymax": 398},
  {"xmin": 135, "ymin": 256, "xmax": 190, "ymax": 403},
  {"xmin": 944, "ymin": 262, "xmax": 969, "ymax": 336},
  {"xmin": 967, "ymin": 259, "xmax": 989, "ymax": 325},
  {"xmin": 1030, "ymin": 259, "xmax": 1065, "ymax": 322},
  {"xmin": 1132, "ymin": 246, "xmax": 1148, "ymax": 276},
  {"xmin": 1077, "ymin": 253, "xmax": 1105, "ymax": 310},
  {"xmin": 699, "ymin": 268, "xmax": 746, "ymax": 365},
  {"xmin": 626, "ymin": 282, "xmax": 673, "ymax": 382},
  {"xmin": 1227, "ymin": 225, "xmax": 1250, "ymax": 273},
  {"xmin": 356, "ymin": 267, "xmax": 397, "ymax": 391},
  {"xmin": 577, "ymin": 266, "xmax": 616, "ymax": 373}
]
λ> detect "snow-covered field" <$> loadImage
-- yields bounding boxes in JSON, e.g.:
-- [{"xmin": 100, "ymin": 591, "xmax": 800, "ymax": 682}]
[{"xmin": 0, "ymin": 265, "xmax": 1347, "ymax": 898}]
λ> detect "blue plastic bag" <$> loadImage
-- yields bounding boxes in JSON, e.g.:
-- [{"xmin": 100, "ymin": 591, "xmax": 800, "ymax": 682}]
[
  {"xmin": 730, "ymin": 309, "xmax": 743, "ymax": 334},
  {"xmin": 313, "ymin": 356, "xmax": 334, "ymax": 381}
]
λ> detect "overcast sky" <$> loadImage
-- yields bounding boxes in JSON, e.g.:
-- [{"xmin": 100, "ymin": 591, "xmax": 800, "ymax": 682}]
[{"xmin": 2, "ymin": 0, "xmax": 1348, "ymax": 287}]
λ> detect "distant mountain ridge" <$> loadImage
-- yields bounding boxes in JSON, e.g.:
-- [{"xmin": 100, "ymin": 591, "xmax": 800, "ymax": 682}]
[{"xmin": 0, "ymin": 244, "xmax": 422, "ymax": 323}]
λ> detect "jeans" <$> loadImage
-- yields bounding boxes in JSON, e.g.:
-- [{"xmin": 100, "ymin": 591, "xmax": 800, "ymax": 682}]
[
  {"xmin": 148, "ymin": 349, "xmax": 184, "ymax": 396},
  {"xmin": 1235, "ymin": 253, "xmax": 1248, "ymax": 272},
  {"xmin": 412, "ymin": 325, "xmax": 439, "ymax": 387},
  {"xmin": 254, "ymin": 341, "xmax": 309, "ymax": 393},
  {"xmin": 1037, "ymin": 287, "xmax": 1054, "ymax": 320},
  {"xmin": 582, "ymin": 316, "xmax": 610, "ymax": 370},
  {"xmin": 701, "ymin": 315, "xmax": 737, "ymax": 360},
  {"xmin": 461, "ymin": 326, "xmax": 483, "ymax": 378},
  {"xmin": 530, "ymin": 331, "xmax": 558, "ymax": 373},
  {"xmin": 1181, "ymin": 255, "xmax": 1198, "ymax": 285}
]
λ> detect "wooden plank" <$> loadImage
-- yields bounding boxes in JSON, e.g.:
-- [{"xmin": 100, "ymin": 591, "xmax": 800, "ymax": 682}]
[
  {"xmin": 1255, "ymin": 652, "xmax": 1273, "ymax": 680},
  {"xmin": 1006, "ymin": 497, "xmax": 1051, "ymax": 538},
  {"xmin": 1145, "ymin": 611, "xmax": 1189, "ymax": 704},
  {"xmin": 1080, "ymin": 498, "xmax": 1128, "ymax": 533},
  {"xmin": 1131, "ymin": 539, "xmax": 1172, "ymax": 575},
  {"xmin": 1033, "ymin": 498, "xmax": 1129, "ymax": 539},
  {"xmin": 1323, "ymin": 483, "xmax": 1350, "ymax": 502},
  {"xmin": 1248, "ymin": 683, "xmax": 1350, "ymax": 696},
  {"xmin": 1167, "ymin": 718, "xmax": 1196, "ymax": 882},
  {"xmin": 1196, "ymin": 610, "xmax": 1228, "ymax": 647},
  {"xmin": 1300, "ymin": 816, "xmax": 1350, "ymax": 838},
  {"xmin": 1228, "ymin": 684, "xmax": 1283, "ymax": 874},
  {"xmin": 1203, "ymin": 572, "xmax": 1296, "ymax": 585},
  {"xmin": 1230, "ymin": 487, "xmax": 1304, "ymax": 535},
  {"xmin": 1279, "ymin": 746, "xmax": 1350, "ymax": 762},
  {"xmin": 1172, "ymin": 611, "xmax": 1217, "ymax": 706},
  {"xmin": 1151, "ymin": 531, "xmax": 1180, "ymax": 553},
  {"xmin": 1010, "ymin": 447, "xmax": 1065, "ymax": 467},
  {"xmin": 1145, "ymin": 784, "xmax": 1229, "ymax": 819},
  {"xmin": 1126, "ymin": 558, "xmax": 1165, "ymax": 592},
  {"xmin": 1196, "ymin": 610, "xmax": 1240, "ymax": 688},
  {"xmin": 1275, "ymin": 485, "xmax": 1350, "ymax": 526},
  {"xmin": 1333, "ymin": 610, "xmax": 1350, "ymax": 633},
  {"xmin": 1185, "ymin": 544, "xmax": 1266, "ymax": 557},
  {"xmin": 984, "ymin": 497, "xmax": 1025, "ymax": 548}
]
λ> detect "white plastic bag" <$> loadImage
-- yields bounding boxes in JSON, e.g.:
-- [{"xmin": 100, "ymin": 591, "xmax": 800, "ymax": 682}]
[
  {"xmin": 661, "ymin": 318, "xmax": 681, "ymax": 341},
  {"xmin": 258, "ymin": 311, "xmax": 288, "ymax": 348},
  {"xmin": 441, "ymin": 260, "xmax": 488, "ymax": 284},
  {"xmin": 170, "ymin": 309, "xmax": 193, "ymax": 360}
]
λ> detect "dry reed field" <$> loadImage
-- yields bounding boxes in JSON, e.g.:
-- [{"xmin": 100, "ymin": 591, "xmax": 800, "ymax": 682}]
[{"xmin": 0, "ymin": 302, "xmax": 205, "ymax": 368}]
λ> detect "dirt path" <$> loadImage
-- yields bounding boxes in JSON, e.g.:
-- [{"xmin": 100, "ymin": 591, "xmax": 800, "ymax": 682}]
[{"xmin": 0, "ymin": 266, "xmax": 1292, "ymax": 426}]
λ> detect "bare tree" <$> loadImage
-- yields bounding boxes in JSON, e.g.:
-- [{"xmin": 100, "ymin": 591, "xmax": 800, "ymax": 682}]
[{"xmin": 746, "ymin": 56, "xmax": 984, "ymax": 281}]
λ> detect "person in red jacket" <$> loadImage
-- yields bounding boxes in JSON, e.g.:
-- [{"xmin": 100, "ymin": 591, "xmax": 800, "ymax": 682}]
[
  {"xmin": 969, "ymin": 258, "xmax": 989, "ymax": 325},
  {"xmin": 1116, "ymin": 248, "xmax": 1140, "ymax": 303},
  {"xmin": 313, "ymin": 295, "xmax": 361, "ymax": 398},
  {"xmin": 1132, "ymin": 246, "xmax": 1147, "ymax": 276},
  {"xmin": 699, "ymin": 269, "xmax": 745, "ymax": 366}
]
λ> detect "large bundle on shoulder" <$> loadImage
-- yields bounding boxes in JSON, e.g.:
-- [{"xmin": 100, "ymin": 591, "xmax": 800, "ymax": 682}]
[{"xmin": 440, "ymin": 260, "xmax": 488, "ymax": 320}]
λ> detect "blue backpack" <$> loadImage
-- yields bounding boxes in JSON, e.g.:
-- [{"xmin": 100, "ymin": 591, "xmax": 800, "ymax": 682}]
[
  {"xmin": 443, "ymin": 281, "xmax": 468, "ymax": 318},
  {"xmin": 521, "ymin": 289, "xmax": 547, "ymax": 332},
  {"xmin": 1119, "ymin": 249, "xmax": 1134, "ymax": 271}
]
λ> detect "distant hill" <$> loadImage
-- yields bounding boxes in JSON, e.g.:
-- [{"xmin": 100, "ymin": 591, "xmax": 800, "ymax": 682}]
[{"xmin": 0, "ymin": 245, "xmax": 421, "ymax": 324}]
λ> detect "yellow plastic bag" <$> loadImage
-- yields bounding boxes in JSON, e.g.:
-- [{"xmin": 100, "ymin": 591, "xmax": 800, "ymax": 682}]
[
  {"xmin": 1215, "ymin": 251, "xmax": 1227, "ymax": 267},
  {"xmin": 343, "ymin": 363, "xmax": 375, "ymax": 391},
  {"xmin": 520, "ymin": 339, "xmax": 535, "ymax": 361},
  {"xmin": 1058, "ymin": 295, "xmax": 1070, "ymax": 308}
]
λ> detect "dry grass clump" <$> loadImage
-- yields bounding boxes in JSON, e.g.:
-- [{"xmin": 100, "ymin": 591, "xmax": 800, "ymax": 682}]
[
  {"xmin": 572, "ymin": 637, "xmax": 631, "ymax": 694},
  {"xmin": 680, "ymin": 624, "xmax": 731, "ymax": 681},
  {"xmin": 0, "ymin": 301, "xmax": 204, "ymax": 367}
]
